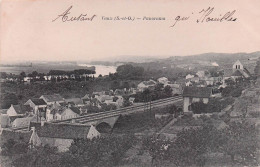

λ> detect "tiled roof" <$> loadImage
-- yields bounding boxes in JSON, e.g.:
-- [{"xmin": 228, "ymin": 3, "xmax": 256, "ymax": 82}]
[
  {"xmin": 64, "ymin": 98, "xmax": 84, "ymax": 105},
  {"xmin": 232, "ymin": 70, "xmax": 243, "ymax": 77},
  {"xmin": 31, "ymin": 99, "xmax": 47, "ymax": 105},
  {"xmin": 243, "ymin": 68, "xmax": 251, "ymax": 76},
  {"xmin": 30, "ymin": 122, "xmax": 91, "ymax": 139},
  {"xmin": 13, "ymin": 115, "xmax": 46, "ymax": 128},
  {"xmin": 183, "ymin": 86, "xmax": 212, "ymax": 98},
  {"xmin": 69, "ymin": 107, "xmax": 81, "ymax": 115},
  {"xmin": 41, "ymin": 94, "xmax": 64, "ymax": 102},
  {"xmin": 12, "ymin": 105, "xmax": 26, "ymax": 114}
]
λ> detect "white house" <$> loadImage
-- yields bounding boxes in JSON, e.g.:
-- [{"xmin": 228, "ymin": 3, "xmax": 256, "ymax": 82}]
[
  {"xmin": 12, "ymin": 115, "xmax": 46, "ymax": 128},
  {"xmin": 165, "ymin": 83, "xmax": 182, "ymax": 95},
  {"xmin": 6, "ymin": 104, "xmax": 26, "ymax": 117},
  {"xmin": 46, "ymin": 102, "xmax": 61, "ymax": 121},
  {"xmin": 196, "ymin": 71, "xmax": 206, "ymax": 78},
  {"xmin": 129, "ymin": 97, "xmax": 135, "ymax": 104},
  {"xmin": 182, "ymin": 87, "xmax": 212, "ymax": 113},
  {"xmin": 24, "ymin": 99, "xmax": 47, "ymax": 115},
  {"xmin": 115, "ymin": 96, "xmax": 124, "ymax": 107},
  {"xmin": 185, "ymin": 81, "xmax": 193, "ymax": 87},
  {"xmin": 137, "ymin": 79, "xmax": 157, "ymax": 92},
  {"xmin": 53, "ymin": 107, "xmax": 81, "ymax": 120},
  {"xmin": 185, "ymin": 74, "xmax": 195, "ymax": 80},
  {"xmin": 157, "ymin": 77, "xmax": 169, "ymax": 85},
  {"xmin": 29, "ymin": 122, "xmax": 101, "ymax": 152}
]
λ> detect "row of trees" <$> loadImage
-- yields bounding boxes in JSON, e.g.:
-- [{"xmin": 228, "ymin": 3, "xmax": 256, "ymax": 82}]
[{"xmin": 0, "ymin": 69, "xmax": 96, "ymax": 82}]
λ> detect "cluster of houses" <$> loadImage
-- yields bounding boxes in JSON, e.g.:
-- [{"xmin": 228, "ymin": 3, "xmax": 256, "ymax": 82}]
[
  {"xmin": 137, "ymin": 77, "xmax": 183, "ymax": 95},
  {"xmin": 0, "ymin": 89, "xmax": 138, "ymax": 129},
  {"xmin": 182, "ymin": 60, "xmax": 252, "ymax": 113},
  {"xmin": 184, "ymin": 60, "xmax": 251, "ymax": 88}
]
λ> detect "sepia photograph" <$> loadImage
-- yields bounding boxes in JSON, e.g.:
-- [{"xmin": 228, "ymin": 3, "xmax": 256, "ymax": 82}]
[{"xmin": 0, "ymin": 0, "xmax": 260, "ymax": 166}]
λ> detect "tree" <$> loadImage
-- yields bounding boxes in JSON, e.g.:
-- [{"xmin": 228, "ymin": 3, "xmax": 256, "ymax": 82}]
[
  {"xmin": 142, "ymin": 126, "xmax": 221, "ymax": 167},
  {"xmin": 154, "ymin": 83, "xmax": 164, "ymax": 91},
  {"xmin": 207, "ymin": 98, "xmax": 221, "ymax": 113},
  {"xmin": 190, "ymin": 101, "xmax": 207, "ymax": 114},
  {"xmin": 163, "ymin": 85, "xmax": 172, "ymax": 97},
  {"xmin": 110, "ymin": 80, "xmax": 120, "ymax": 91},
  {"xmin": 122, "ymin": 81, "xmax": 130, "ymax": 89},
  {"xmin": 19, "ymin": 71, "xmax": 26, "ymax": 83},
  {"xmin": 224, "ymin": 78, "xmax": 235, "ymax": 86},
  {"xmin": 0, "ymin": 93, "xmax": 19, "ymax": 109},
  {"xmin": 0, "ymin": 72, "xmax": 8, "ymax": 79},
  {"xmin": 116, "ymin": 64, "xmax": 144, "ymax": 79},
  {"xmin": 68, "ymin": 134, "xmax": 136, "ymax": 167},
  {"xmin": 168, "ymin": 104, "xmax": 178, "ymax": 115},
  {"xmin": 142, "ymin": 135, "xmax": 172, "ymax": 165},
  {"xmin": 12, "ymin": 145, "xmax": 60, "ymax": 167},
  {"xmin": 221, "ymin": 121, "xmax": 259, "ymax": 165}
]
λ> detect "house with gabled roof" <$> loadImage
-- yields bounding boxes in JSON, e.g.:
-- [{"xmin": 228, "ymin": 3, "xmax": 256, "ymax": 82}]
[
  {"xmin": 137, "ymin": 79, "xmax": 157, "ymax": 92},
  {"xmin": 186, "ymin": 74, "xmax": 195, "ymax": 80},
  {"xmin": 12, "ymin": 115, "xmax": 46, "ymax": 128},
  {"xmin": 40, "ymin": 94, "xmax": 65, "ymax": 105},
  {"xmin": 182, "ymin": 87, "xmax": 212, "ymax": 113},
  {"xmin": 46, "ymin": 102, "xmax": 61, "ymax": 121},
  {"xmin": 82, "ymin": 94, "xmax": 91, "ymax": 105},
  {"xmin": 29, "ymin": 122, "xmax": 100, "ymax": 152},
  {"xmin": 6, "ymin": 104, "xmax": 27, "ymax": 117},
  {"xmin": 24, "ymin": 99, "xmax": 47, "ymax": 115},
  {"xmin": 157, "ymin": 77, "xmax": 169, "ymax": 85},
  {"xmin": 53, "ymin": 106, "xmax": 81, "ymax": 120}
]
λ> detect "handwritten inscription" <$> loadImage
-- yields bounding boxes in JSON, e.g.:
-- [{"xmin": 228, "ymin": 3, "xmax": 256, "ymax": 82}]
[
  {"xmin": 52, "ymin": 6, "xmax": 96, "ymax": 22},
  {"xmin": 170, "ymin": 7, "xmax": 237, "ymax": 27},
  {"xmin": 52, "ymin": 6, "xmax": 237, "ymax": 28},
  {"xmin": 197, "ymin": 7, "xmax": 237, "ymax": 23}
]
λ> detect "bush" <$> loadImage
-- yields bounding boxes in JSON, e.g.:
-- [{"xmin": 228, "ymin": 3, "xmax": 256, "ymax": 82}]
[{"xmin": 230, "ymin": 87, "xmax": 243, "ymax": 97}]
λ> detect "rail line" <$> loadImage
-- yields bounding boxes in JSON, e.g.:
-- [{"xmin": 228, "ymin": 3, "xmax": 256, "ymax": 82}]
[
  {"xmin": 11, "ymin": 96, "xmax": 183, "ymax": 131},
  {"xmin": 52, "ymin": 96, "xmax": 183, "ymax": 124}
]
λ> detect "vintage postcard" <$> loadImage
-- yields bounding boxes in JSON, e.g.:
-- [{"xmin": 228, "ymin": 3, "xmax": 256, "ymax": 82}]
[{"xmin": 0, "ymin": 0, "xmax": 260, "ymax": 166}]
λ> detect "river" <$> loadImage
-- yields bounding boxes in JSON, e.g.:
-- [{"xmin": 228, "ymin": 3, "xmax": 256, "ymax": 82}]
[{"xmin": 78, "ymin": 64, "xmax": 117, "ymax": 77}]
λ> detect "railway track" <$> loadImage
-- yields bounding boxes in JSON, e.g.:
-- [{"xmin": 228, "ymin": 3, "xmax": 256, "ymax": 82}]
[
  {"xmin": 52, "ymin": 95, "xmax": 183, "ymax": 124},
  {"xmin": 11, "ymin": 96, "xmax": 183, "ymax": 131}
]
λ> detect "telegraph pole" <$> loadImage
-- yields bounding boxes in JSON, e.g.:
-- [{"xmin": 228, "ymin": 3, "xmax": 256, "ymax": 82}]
[{"xmin": 149, "ymin": 95, "xmax": 152, "ymax": 118}]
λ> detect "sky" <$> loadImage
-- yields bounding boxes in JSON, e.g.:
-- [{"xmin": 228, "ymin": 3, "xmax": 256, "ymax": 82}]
[{"xmin": 0, "ymin": 0, "xmax": 260, "ymax": 63}]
